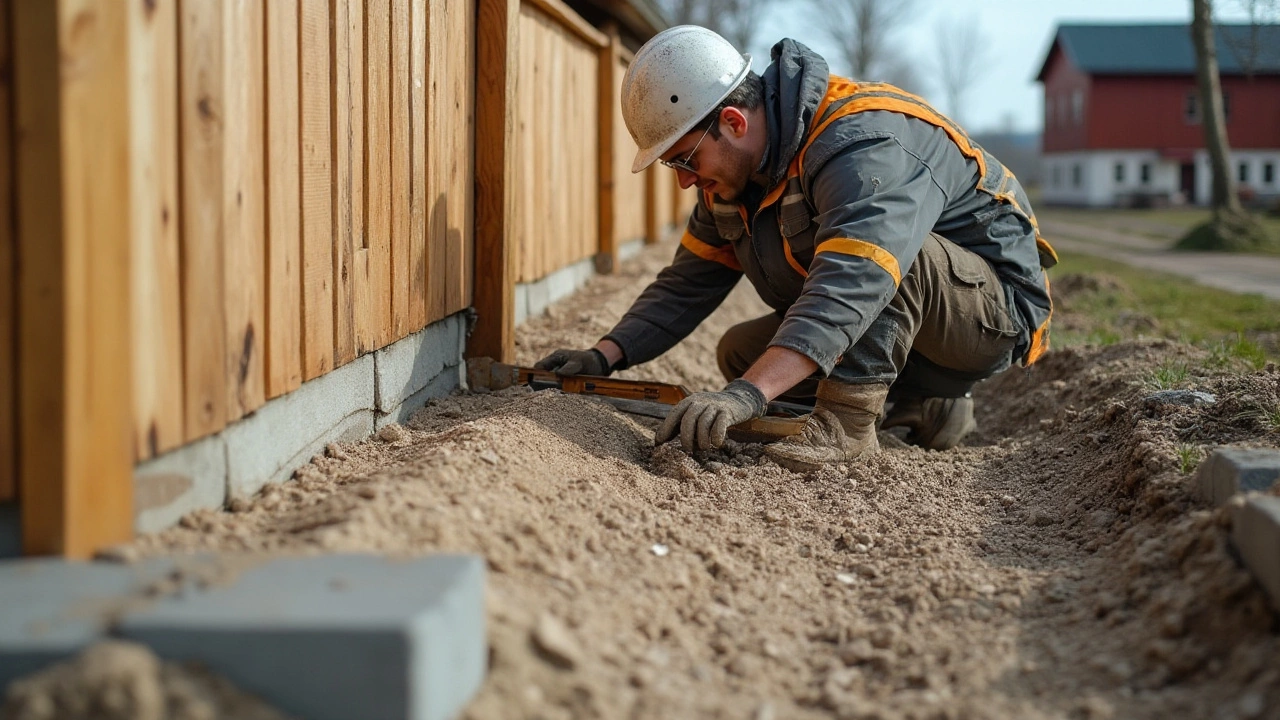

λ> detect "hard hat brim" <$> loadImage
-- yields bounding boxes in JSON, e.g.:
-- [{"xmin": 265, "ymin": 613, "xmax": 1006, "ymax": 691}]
[{"xmin": 630, "ymin": 54, "xmax": 752, "ymax": 174}]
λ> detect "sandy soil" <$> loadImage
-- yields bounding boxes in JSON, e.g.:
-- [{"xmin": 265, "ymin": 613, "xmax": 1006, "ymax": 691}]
[{"xmin": 105, "ymin": 239, "xmax": 1280, "ymax": 719}]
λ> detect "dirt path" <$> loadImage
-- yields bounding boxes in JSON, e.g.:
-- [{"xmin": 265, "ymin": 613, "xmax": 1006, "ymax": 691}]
[
  {"xmin": 1039, "ymin": 217, "xmax": 1280, "ymax": 301},
  {"xmin": 129, "ymin": 238, "xmax": 1280, "ymax": 720}
]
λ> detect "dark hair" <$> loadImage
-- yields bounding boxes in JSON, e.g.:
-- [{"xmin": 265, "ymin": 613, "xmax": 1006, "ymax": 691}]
[{"xmin": 699, "ymin": 70, "xmax": 763, "ymax": 140}]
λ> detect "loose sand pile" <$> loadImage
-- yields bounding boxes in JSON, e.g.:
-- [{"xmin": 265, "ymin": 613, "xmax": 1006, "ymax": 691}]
[
  {"xmin": 2, "ymin": 641, "xmax": 291, "ymax": 720},
  {"xmin": 105, "ymin": 240, "xmax": 1280, "ymax": 719}
]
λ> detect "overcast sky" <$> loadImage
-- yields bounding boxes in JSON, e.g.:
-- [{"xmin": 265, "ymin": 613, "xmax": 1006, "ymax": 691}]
[{"xmin": 748, "ymin": 0, "xmax": 1260, "ymax": 134}]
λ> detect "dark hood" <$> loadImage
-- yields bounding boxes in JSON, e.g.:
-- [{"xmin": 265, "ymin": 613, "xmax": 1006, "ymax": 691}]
[{"xmin": 759, "ymin": 39, "xmax": 830, "ymax": 188}]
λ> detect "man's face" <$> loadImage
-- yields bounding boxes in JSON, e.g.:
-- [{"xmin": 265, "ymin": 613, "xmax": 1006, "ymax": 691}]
[{"xmin": 660, "ymin": 121, "xmax": 756, "ymax": 202}]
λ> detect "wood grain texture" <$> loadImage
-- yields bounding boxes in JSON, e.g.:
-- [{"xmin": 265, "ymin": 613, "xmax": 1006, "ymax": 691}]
[
  {"xmin": 128, "ymin": 0, "xmax": 183, "ymax": 460},
  {"xmin": 16, "ymin": 0, "xmax": 133, "ymax": 556},
  {"xmin": 222, "ymin": 0, "xmax": 266, "ymax": 420},
  {"xmin": 332, "ymin": 0, "xmax": 363, "ymax": 364},
  {"xmin": 445, "ymin": 0, "xmax": 475, "ymax": 316},
  {"xmin": 300, "ymin": 0, "xmax": 333, "ymax": 378},
  {"xmin": 595, "ymin": 30, "xmax": 617, "ymax": 273},
  {"xmin": 469, "ymin": 0, "xmax": 518, "ymax": 361},
  {"xmin": 365, "ymin": 0, "xmax": 392, "ymax": 348},
  {"xmin": 265, "ymin": 0, "xmax": 302, "ymax": 397},
  {"xmin": 390, "ymin": 0, "xmax": 410, "ymax": 339},
  {"xmin": 0, "ymin": 0, "xmax": 16, "ymax": 502},
  {"xmin": 408, "ymin": 0, "xmax": 427, "ymax": 331},
  {"xmin": 179, "ymin": 0, "xmax": 228, "ymax": 439}
]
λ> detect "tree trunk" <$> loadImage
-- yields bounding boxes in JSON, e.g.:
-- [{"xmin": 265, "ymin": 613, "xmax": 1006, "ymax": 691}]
[{"xmin": 1191, "ymin": 0, "xmax": 1241, "ymax": 214}]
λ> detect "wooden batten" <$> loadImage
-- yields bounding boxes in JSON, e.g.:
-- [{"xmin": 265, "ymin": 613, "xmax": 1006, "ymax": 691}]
[
  {"xmin": 0, "ymin": 0, "xmax": 17, "ymax": 503},
  {"xmin": 595, "ymin": 25, "xmax": 620, "ymax": 274},
  {"xmin": 470, "ymin": 0, "xmax": 520, "ymax": 361},
  {"xmin": 14, "ymin": 0, "xmax": 133, "ymax": 557}
]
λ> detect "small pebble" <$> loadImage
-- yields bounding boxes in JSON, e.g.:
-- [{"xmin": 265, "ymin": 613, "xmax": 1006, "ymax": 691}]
[{"xmin": 651, "ymin": 544, "xmax": 670, "ymax": 557}]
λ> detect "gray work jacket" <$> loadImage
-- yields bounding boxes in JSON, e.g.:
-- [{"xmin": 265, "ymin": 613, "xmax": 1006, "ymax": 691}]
[{"xmin": 604, "ymin": 39, "xmax": 1055, "ymax": 376}]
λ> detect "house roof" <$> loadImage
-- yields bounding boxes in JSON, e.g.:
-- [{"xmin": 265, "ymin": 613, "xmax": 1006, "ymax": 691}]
[{"xmin": 1035, "ymin": 23, "xmax": 1280, "ymax": 81}]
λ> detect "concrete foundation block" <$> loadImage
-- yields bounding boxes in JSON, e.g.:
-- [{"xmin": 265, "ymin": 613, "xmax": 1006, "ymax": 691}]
[
  {"xmin": 375, "ymin": 315, "xmax": 463, "ymax": 412},
  {"xmin": 376, "ymin": 367, "xmax": 462, "ymax": 430},
  {"xmin": 1231, "ymin": 495, "xmax": 1280, "ymax": 612},
  {"xmin": 0, "ymin": 559, "xmax": 173, "ymax": 689},
  {"xmin": 525, "ymin": 278, "xmax": 551, "ymax": 320},
  {"xmin": 618, "ymin": 238, "xmax": 644, "ymax": 262},
  {"xmin": 1194, "ymin": 447, "xmax": 1280, "ymax": 506},
  {"xmin": 118, "ymin": 554, "xmax": 487, "ymax": 720},
  {"xmin": 134, "ymin": 434, "xmax": 228, "ymax": 534},
  {"xmin": 224, "ymin": 355, "xmax": 375, "ymax": 499},
  {"xmin": 514, "ymin": 283, "xmax": 530, "ymax": 327}
]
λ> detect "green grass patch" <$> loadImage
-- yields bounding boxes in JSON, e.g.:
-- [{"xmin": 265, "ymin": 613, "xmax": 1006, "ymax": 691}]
[
  {"xmin": 1043, "ymin": 207, "xmax": 1280, "ymax": 245},
  {"xmin": 1144, "ymin": 361, "xmax": 1189, "ymax": 390},
  {"xmin": 1176, "ymin": 444, "xmax": 1202, "ymax": 474},
  {"xmin": 1051, "ymin": 250, "xmax": 1280, "ymax": 362}
]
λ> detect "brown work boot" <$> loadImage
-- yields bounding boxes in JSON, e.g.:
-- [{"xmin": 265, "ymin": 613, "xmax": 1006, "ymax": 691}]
[
  {"xmin": 881, "ymin": 394, "xmax": 976, "ymax": 450},
  {"xmin": 765, "ymin": 381, "xmax": 888, "ymax": 472}
]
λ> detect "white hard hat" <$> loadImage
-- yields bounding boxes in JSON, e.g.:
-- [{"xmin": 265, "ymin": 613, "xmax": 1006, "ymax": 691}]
[{"xmin": 621, "ymin": 25, "xmax": 752, "ymax": 174}]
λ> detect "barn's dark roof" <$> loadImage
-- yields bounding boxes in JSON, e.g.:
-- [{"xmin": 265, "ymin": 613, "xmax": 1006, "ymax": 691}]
[{"xmin": 1035, "ymin": 23, "xmax": 1280, "ymax": 81}]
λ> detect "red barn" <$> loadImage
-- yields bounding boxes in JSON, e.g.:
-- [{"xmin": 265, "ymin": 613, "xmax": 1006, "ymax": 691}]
[{"xmin": 1035, "ymin": 23, "xmax": 1280, "ymax": 207}]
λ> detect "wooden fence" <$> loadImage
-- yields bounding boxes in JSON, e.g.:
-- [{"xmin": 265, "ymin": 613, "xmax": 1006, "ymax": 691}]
[{"xmin": 1, "ymin": 0, "xmax": 696, "ymax": 556}]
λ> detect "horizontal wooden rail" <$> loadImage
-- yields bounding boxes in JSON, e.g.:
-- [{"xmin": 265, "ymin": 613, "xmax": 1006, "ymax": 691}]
[{"xmin": 522, "ymin": 0, "xmax": 606, "ymax": 48}]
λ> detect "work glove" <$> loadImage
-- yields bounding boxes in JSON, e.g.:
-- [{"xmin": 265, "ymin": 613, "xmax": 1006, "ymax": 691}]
[
  {"xmin": 655, "ymin": 378, "xmax": 767, "ymax": 453},
  {"xmin": 534, "ymin": 347, "xmax": 612, "ymax": 377}
]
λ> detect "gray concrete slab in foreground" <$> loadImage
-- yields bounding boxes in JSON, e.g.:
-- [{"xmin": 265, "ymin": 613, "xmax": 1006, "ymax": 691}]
[
  {"xmin": 1231, "ymin": 495, "xmax": 1280, "ymax": 612},
  {"xmin": 0, "ymin": 559, "xmax": 174, "ymax": 689},
  {"xmin": 1194, "ymin": 447, "xmax": 1280, "ymax": 506},
  {"xmin": 118, "ymin": 554, "xmax": 486, "ymax": 720}
]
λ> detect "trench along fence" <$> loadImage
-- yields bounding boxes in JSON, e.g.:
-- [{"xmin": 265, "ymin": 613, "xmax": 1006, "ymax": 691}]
[{"xmin": 0, "ymin": 0, "xmax": 696, "ymax": 556}]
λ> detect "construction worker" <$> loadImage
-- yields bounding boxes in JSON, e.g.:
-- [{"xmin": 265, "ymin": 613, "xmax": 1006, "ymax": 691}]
[{"xmin": 536, "ymin": 26, "xmax": 1055, "ymax": 471}]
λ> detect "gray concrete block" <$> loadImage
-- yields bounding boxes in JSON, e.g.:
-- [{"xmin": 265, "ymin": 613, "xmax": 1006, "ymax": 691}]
[
  {"xmin": 375, "ymin": 315, "xmax": 464, "ymax": 412},
  {"xmin": 376, "ymin": 366, "xmax": 462, "ymax": 430},
  {"xmin": 1231, "ymin": 495, "xmax": 1280, "ymax": 612},
  {"xmin": 618, "ymin": 238, "xmax": 644, "ymax": 262},
  {"xmin": 118, "ymin": 554, "xmax": 487, "ymax": 720},
  {"xmin": 224, "ymin": 355, "xmax": 376, "ymax": 499},
  {"xmin": 525, "ymin": 276, "xmax": 551, "ymax": 319},
  {"xmin": 0, "ymin": 559, "xmax": 174, "ymax": 689},
  {"xmin": 1194, "ymin": 447, "xmax": 1280, "ymax": 506},
  {"xmin": 134, "ymin": 433, "xmax": 228, "ymax": 534}
]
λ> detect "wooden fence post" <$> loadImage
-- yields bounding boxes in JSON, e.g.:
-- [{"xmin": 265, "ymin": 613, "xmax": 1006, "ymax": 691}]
[
  {"xmin": 14, "ymin": 0, "xmax": 133, "ymax": 557},
  {"xmin": 595, "ymin": 25, "xmax": 620, "ymax": 274},
  {"xmin": 469, "ymin": 0, "xmax": 520, "ymax": 362}
]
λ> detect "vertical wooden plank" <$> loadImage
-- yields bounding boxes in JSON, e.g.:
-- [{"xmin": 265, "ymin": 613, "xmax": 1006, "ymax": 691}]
[
  {"xmin": 16, "ymin": 0, "xmax": 133, "ymax": 556},
  {"xmin": 332, "ymin": 0, "xmax": 356, "ymax": 363},
  {"xmin": 0, "ymin": 0, "xmax": 17, "ymax": 502},
  {"xmin": 366, "ymin": 0, "xmax": 392, "ymax": 348},
  {"xmin": 390, "ymin": 0, "xmax": 410, "ymax": 339},
  {"xmin": 644, "ymin": 166, "xmax": 657, "ymax": 244},
  {"xmin": 266, "ymin": 0, "xmax": 302, "ymax": 397},
  {"xmin": 447, "ymin": 0, "xmax": 475, "ymax": 315},
  {"xmin": 408, "ymin": 0, "xmax": 427, "ymax": 331},
  {"xmin": 180, "ymin": 0, "xmax": 228, "ymax": 440},
  {"xmin": 223, "ymin": 0, "xmax": 266, "ymax": 420},
  {"xmin": 130, "ymin": 0, "xmax": 183, "ymax": 460},
  {"xmin": 595, "ymin": 27, "xmax": 618, "ymax": 273},
  {"xmin": 469, "ymin": 0, "xmax": 517, "ymax": 360},
  {"xmin": 425, "ymin": 0, "xmax": 447, "ymax": 321},
  {"xmin": 300, "ymin": 0, "xmax": 333, "ymax": 378}
]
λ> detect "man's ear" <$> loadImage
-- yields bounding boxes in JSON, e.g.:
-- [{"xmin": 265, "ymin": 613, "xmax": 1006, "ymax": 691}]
[{"xmin": 721, "ymin": 106, "xmax": 749, "ymax": 138}]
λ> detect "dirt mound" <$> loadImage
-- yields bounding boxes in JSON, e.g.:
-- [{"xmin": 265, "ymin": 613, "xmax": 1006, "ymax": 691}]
[
  {"xmin": 122, "ymin": 238, "xmax": 1280, "ymax": 719},
  {"xmin": 2, "ymin": 641, "xmax": 291, "ymax": 720}
]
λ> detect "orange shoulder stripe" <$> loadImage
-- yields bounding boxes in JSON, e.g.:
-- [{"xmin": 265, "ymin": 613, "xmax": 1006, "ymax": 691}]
[
  {"xmin": 814, "ymin": 238, "xmax": 902, "ymax": 287},
  {"xmin": 680, "ymin": 230, "xmax": 742, "ymax": 272}
]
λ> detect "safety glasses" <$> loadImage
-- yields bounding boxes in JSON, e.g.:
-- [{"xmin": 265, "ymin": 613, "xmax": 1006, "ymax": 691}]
[{"xmin": 660, "ymin": 118, "xmax": 716, "ymax": 174}]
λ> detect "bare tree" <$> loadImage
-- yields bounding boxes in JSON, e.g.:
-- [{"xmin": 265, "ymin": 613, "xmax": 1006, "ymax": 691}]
[
  {"xmin": 1219, "ymin": 0, "xmax": 1280, "ymax": 78},
  {"xmin": 654, "ymin": 0, "xmax": 778, "ymax": 52},
  {"xmin": 933, "ymin": 18, "xmax": 989, "ymax": 127},
  {"xmin": 1180, "ymin": 0, "xmax": 1273, "ymax": 250},
  {"xmin": 809, "ymin": 0, "xmax": 917, "ymax": 80}
]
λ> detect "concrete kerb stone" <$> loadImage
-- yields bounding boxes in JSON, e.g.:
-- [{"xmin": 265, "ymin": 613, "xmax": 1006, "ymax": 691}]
[
  {"xmin": 375, "ymin": 314, "xmax": 464, "ymax": 413},
  {"xmin": 1231, "ymin": 495, "xmax": 1280, "ymax": 612},
  {"xmin": 133, "ymin": 433, "xmax": 228, "ymax": 535},
  {"xmin": 0, "ymin": 558, "xmax": 176, "ymax": 689},
  {"xmin": 116, "ymin": 554, "xmax": 487, "ymax": 720},
  {"xmin": 1194, "ymin": 447, "xmax": 1280, "ymax": 506},
  {"xmin": 223, "ymin": 355, "xmax": 375, "ymax": 499}
]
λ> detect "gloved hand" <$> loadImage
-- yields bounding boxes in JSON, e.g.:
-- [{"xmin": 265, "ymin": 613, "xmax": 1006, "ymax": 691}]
[
  {"xmin": 655, "ymin": 378, "xmax": 767, "ymax": 452},
  {"xmin": 534, "ymin": 347, "xmax": 612, "ymax": 377}
]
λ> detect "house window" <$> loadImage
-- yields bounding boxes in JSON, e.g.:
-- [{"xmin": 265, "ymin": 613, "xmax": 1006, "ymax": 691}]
[
  {"xmin": 1265, "ymin": 162, "xmax": 1276, "ymax": 185},
  {"xmin": 1072, "ymin": 89, "xmax": 1084, "ymax": 125},
  {"xmin": 1185, "ymin": 91, "xmax": 1231, "ymax": 125},
  {"xmin": 1072, "ymin": 164, "xmax": 1082, "ymax": 188},
  {"xmin": 1052, "ymin": 164, "xmax": 1061, "ymax": 187},
  {"xmin": 1239, "ymin": 162, "xmax": 1249, "ymax": 183},
  {"xmin": 1140, "ymin": 163, "xmax": 1151, "ymax": 185},
  {"xmin": 1114, "ymin": 162, "xmax": 1125, "ymax": 184}
]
